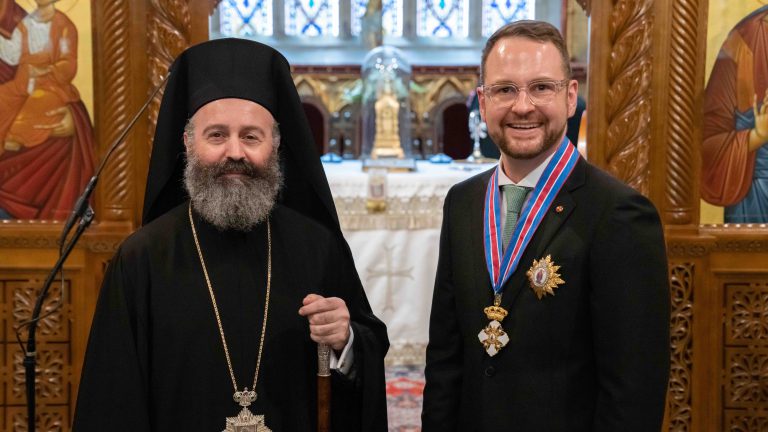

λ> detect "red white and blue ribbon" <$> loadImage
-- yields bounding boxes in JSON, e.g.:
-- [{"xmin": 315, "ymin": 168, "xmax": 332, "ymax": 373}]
[{"xmin": 483, "ymin": 137, "xmax": 580, "ymax": 294}]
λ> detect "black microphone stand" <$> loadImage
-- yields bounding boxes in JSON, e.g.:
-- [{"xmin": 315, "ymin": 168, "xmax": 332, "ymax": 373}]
[{"xmin": 22, "ymin": 74, "xmax": 169, "ymax": 432}]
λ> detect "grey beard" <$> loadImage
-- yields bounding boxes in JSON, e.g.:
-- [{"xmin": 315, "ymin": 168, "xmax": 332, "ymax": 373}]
[{"xmin": 183, "ymin": 149, "xmax": 283, "ymax": 231}]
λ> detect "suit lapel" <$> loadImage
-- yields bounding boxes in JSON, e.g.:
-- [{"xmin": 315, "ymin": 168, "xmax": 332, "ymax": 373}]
[{"xmin": 501, "ymin": 157, "xmax": 587, "ymax": 307}]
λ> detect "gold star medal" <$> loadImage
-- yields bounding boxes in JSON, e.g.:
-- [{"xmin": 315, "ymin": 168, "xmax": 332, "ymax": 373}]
[
  {"xmin": 527, "ymin": 255, "xmax": 565, "ymax": 299},
  {"xmin": 478, "ymin": 294, "xmax": 510, "ymax": 356}
]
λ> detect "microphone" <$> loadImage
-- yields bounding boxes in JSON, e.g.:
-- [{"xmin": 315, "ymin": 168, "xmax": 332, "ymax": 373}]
[{"xmin": 23, "ymin": 73, "xmax": 170, "ymax": 432}]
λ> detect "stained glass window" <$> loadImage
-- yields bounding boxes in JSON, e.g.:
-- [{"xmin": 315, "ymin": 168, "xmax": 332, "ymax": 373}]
[
  {"xmin": 284, "ymin": 0, "xmax": 340, "ymax": 37},
  {"xmin": 218, "ymin": 0, "xmax": 274, "ymax": 37},
  {"xmin": 482, "ymin": 0, "xmax": 534, "ymax": 37},
  {"xmin": 213, "ymin": 0, "xmax": 543, "ymax": 64},
  {"xmin": 416, "ymin": 0, "xmax": 469, "ymax": 38},
  {"xmin": 351, "ymin": 0, "xmax": 404, "ymax": 37}
]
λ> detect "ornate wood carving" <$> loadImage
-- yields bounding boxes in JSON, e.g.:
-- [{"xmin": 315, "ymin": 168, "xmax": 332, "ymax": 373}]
[
  {"xmin": 664, "ymin": 0, "xmax": 701, "ymax": 225},
  {"xmin": 700, "ymin": 225, "xmax": 768, "ymax": 252},
  {"xmin": 666, "ymin": 240, "xmax": 712, "ymax": 258},
  {"xmin": 98, "ymin": 0, "xmax": 134, "ymax": 222},
  {"xmin": 3, "ymin": 279, "xmax": 72, "ymax": 431},
  {"xmin": 725, "ymin": 348, "xmax": 768, "ymax": 404},
  {"xmin": 725, "ymin": 412, "xmax": 768, "ymax": 432},
  {"xmin": 293, "ymin": 75, "xmax": 360, "ymax": 115},
  {"xmin": 668, "ymin": 263, "xmax": 694, "ymax": 431},
  {"xmin": 0, "ymin": 233, "xmax": 123, "ymax": 253},
  {"xmin": 726, "ymin": 284, "xmax": 768, "ymax": 344},
  {"xmin": 9, "ymin": 407, "xmax": 68, "ymax": 432},
  {"xmin": 723, "ymin": 281, "xmax": 768, "ymax": 430},
  {"xmin": 603, "ymin": 0, "xmax": 653, "ymax": 196},
  {"xmin": 147, "ymin": 0, "xmax": 192, "ymax": 148}
]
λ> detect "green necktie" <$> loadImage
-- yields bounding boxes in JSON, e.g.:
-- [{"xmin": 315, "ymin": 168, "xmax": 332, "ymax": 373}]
[{"xmin": 501, "ymin": 185, "xmax": 531, "ymax": 251}]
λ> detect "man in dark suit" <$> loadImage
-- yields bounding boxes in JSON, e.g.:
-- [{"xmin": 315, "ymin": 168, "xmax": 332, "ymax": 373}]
[{"xmin": 421, "ymin": 20, "xmax": 670, "ymax": 431}]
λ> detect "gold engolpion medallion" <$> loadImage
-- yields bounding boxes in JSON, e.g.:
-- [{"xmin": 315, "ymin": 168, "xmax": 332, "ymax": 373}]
[
  {"xmin": 478, "ymin": 294, "xmax": 510, "ymax": 357},
  {"xmin": 224, "ymin": 407, "xmax": 271, "ymax": 432},
  {"xmin": 526, "ymin": 255, "xmax": 565, "ymax": 300},
  {"xmin": 224, "ymin": 389, "xmax": 272, "ymax": 432}
]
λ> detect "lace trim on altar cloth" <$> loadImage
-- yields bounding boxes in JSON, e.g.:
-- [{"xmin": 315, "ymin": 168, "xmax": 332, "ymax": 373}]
[
  {"xmin": 385, "ymin": 341, "xmax": 427, "ymax": 366},
  {"xmin": 333, "ymin": 195, "xmax": 445, "ymax": 231}
]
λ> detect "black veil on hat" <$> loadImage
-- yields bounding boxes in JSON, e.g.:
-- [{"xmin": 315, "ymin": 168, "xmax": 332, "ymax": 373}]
[{"xmin": 142, "ymin": 38, "xmax": 339, "ymax": 233}]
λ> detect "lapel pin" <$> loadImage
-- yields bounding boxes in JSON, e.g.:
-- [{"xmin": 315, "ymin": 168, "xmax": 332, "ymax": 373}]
[{"xmin": 555, "ymin": 205, "xmax": 564, "ymax": 213}]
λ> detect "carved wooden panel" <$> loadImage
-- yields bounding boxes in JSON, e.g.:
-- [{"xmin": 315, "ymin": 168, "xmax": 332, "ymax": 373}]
[
  {"xmin": 2, "ymin": 278, "xmax": 72, "ymax": 431},
  {"xmin": 668, "ymin": 263, "xmax": 694, "ymax": 431},
  {"xmin": 723, "ymin": 280, "xmax": 768, "ymax": 431},
  {"xmin": 664, "ymin": 0, "xmax": 703, "ymax": 225},
  {"xmin": 96, "ymin": 0, "xmax": 135, "ymax": 222},
  {"xmin": 602, "ymin": 0, "xmax": 653, "ymax": 196},
  {"xmin": 726, "ymin": 283, "xmax": 768, "ymax": 345},
  {"xmin": 725, "ymin": 411, "xmax": 768, "ymax": 432},
  {"xmin": 8, "ymin": 406, "xmax": 69, "ymax": 432},
  {"xmin": 147, "ymin": 0, "xmax": 192, "ymax": 148}
]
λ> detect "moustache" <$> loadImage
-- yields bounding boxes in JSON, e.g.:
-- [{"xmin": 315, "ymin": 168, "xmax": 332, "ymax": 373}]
[{"xmin": 212, "ymin": 159, "xmax": 260, "ymax": 178}]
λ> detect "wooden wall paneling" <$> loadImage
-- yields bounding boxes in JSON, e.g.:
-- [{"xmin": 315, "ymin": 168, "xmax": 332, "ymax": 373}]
[
  {"xmin": 704, "ymin": 227, "xmax": 768, "ymax": 431},
  {"xmin": 666, "ymin": 232, "xmax": 717, "ymax": 432},
  {"xmin": 1, "ymin": 246, "xmax": 84, "ymax": 431}
]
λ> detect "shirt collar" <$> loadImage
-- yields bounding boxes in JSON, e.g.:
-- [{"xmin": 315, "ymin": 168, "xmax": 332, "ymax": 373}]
[{"xmin": 497, "ymin": 151, "xmax": 556, "ymax": 188}]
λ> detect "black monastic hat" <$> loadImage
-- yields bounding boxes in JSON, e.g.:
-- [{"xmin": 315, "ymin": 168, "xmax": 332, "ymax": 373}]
[{"xmin": 142, "ymin": 38, "xmax": 338, "ymax": 232}]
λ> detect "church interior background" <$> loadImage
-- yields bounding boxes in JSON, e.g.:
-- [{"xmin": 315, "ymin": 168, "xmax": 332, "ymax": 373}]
[{"xmin": 0, "ymin": 0, "xmax": 767, "ymax": 430}]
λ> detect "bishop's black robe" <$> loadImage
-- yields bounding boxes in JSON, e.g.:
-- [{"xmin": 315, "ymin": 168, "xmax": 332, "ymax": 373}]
[{"xmin": 73, "ymin": 202, "xmax": 389, "ymax": 431}]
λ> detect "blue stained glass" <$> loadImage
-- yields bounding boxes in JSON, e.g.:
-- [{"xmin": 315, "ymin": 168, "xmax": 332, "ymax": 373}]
[
  {"xmin": 482, "ymin": 0, "xmax": 534, "ymax": 37},
  {"xmin": 417, "ymin": 0, "xmax": 468, "ymax": 38},
  {"xmin": 218, "ymin": 0, "xmax": 273, "ymax": 37},
  {"xmin": 284, "ymin": 0, "xmax": 340, "ymax": 37},
  {"xmin": 351, "ymin": 0, "xmax": 403, "ymax": 37}
]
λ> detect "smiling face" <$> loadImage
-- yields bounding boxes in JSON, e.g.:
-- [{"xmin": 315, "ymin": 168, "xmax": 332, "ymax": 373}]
[
  {"xmin": 182, "ymin": 98, "xmax": 283, "ymax": 231},
  {"xmin": 185, "ymin": 98, "xmax": 276, "ymax": 175},
  {"xmin": 478, "ymin": 36, "xmax": 577, "ymax": 167}
]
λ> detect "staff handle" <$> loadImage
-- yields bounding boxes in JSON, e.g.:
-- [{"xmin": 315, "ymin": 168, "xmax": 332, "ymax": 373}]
[{"xmin": 317, "ymin": 343, "xmax": 332, "ymax": 432}]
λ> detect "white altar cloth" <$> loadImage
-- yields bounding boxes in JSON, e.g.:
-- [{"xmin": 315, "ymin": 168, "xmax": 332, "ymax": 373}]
[{"xmin": 323, "ymin": 160, "xmax": 495, "ymax": 364}]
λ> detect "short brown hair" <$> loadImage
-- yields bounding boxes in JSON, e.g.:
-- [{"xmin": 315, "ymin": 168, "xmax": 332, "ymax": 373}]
[{"xmin": 480, "ymin": 20, "xmax": 571, "ymax": 85}]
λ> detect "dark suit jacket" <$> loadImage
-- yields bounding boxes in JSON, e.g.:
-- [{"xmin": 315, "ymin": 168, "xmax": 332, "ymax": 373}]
[{"xmin": 422, "ymin": 159, "xmax": 670, "ymax": 431}]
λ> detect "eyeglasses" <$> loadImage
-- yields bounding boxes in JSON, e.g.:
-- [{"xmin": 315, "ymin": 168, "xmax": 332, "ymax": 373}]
[{"xmin": 482, "ymin": 79, "xmax": 570, "ymax": 107}]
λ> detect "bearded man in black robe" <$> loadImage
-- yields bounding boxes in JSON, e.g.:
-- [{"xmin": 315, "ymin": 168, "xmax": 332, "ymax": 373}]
[{"xmin": 73, "ymin": 39, "xmax": 389, "ymax": 432}]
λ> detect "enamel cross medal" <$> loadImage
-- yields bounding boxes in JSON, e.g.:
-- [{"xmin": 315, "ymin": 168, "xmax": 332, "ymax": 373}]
[
  {"xmin": 478, "ymin": 293, "xmax": 509, "ymax": 356},
  {"xmin": 224, "ymin": 388, "xmax": 271, "ymax": 432}
]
